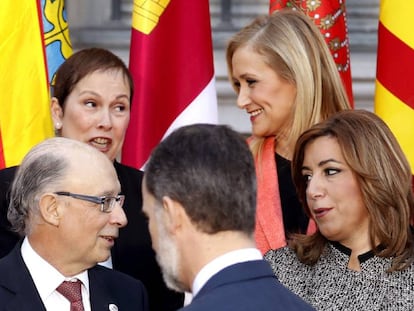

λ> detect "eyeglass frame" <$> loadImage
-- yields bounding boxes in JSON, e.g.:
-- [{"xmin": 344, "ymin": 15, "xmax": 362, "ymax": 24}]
[{"xmin": 54, "ymin": 191, "xmax": 125, "ymax": 213}]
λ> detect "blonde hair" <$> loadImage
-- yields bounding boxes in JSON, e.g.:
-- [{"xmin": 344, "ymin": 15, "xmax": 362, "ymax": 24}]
[{"xmin": 226, "ymin": 9, "xmax": 350, "ymax": 157}]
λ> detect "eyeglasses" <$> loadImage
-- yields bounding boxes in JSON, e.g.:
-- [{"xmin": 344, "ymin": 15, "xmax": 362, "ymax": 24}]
[{"xmin": 54, "ymin": 191, "xmax": 125, "ymax": 213}]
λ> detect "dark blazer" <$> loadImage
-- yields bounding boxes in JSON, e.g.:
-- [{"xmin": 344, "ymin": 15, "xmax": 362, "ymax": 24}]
[
  {"xmin": 0, "ymin": 163, "xmax": 184, "ymax": 311},
  {"xmin": 0, "ymin": 243, "xmax": 149, "ymax": 311},
  {"xmin": 0, "ymin": 166, "xmax": 19, "ymax": 257},
  {"xmin": 180, "ymin": 260, "xmax": 314, "ymax": 311}
]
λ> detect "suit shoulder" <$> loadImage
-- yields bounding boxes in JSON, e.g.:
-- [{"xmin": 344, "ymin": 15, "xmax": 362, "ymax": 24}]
[
  {"xmin": 114, "ymin": 161, "xmax": 143, "ymax": 180},
  {"xmin": 90, "ymin": 265, "xmax": 146, "ymax": 289},
  {"xmin": 89, "ymin": 265, "xmax": 149, "ymax": 310},
  {"xmin": 185, "ymin": 260, "xmax": 313, "ymax": 311},
  {"xmin": 0, "ymin": 165, "xmax": 18, "ymax": 205},
  {"xmin": 0, "ymin": 166, "xmax": 18, "ymax": 184}
]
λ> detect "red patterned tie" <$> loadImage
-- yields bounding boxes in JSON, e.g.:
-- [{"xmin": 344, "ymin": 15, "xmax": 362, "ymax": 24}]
[{"xmin": 56, "ymin": 280, "xmax": 85, "ymax": 311}]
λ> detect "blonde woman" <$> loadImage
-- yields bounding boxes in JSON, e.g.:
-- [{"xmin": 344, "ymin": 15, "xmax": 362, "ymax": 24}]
[{"xmin": 226, "ymin": 9, "xmax": 350, "ymax": 254}]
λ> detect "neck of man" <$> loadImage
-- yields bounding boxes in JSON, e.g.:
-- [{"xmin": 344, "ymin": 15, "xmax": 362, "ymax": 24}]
[
  {"xmin": 180, "ymin": 230, "xmax": 256, "ymax": 289},
  {"xmin": 28, "ymin": 233, "xmax": 92, "ymax": 277}
]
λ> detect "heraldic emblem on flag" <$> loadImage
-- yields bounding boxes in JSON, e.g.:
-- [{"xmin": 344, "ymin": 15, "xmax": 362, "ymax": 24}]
[
  {"xmin": 0, "ymin": 0, "xmax": 72, "ymax": 168},
  {"xmin": 270, "ymin": 0, "xmax": 353, "ymax": 105},
  {"xmin": 123, "ymin": 0, "xmax": 218, "ymax": 169}
]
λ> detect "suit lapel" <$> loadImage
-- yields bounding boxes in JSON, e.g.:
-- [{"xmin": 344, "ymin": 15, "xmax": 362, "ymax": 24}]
[
  {"xmin": 88, "ymin": 266, "xmax": 121, "ymax": 311},
  {"xmin": 0, "ymin": 243, "xmax": 46, "ymax": 311}
]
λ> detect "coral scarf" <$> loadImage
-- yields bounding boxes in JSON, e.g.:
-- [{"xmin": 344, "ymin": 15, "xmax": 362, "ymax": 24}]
[{"xmin": 252, "ymin": 137, "xmax": 316, "ymax": 255}]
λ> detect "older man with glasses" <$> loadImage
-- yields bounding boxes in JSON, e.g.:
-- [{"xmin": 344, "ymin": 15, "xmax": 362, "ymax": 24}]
[{"xmin": 0, "ymin": 137, "xmax": 148, "ymax": 311}]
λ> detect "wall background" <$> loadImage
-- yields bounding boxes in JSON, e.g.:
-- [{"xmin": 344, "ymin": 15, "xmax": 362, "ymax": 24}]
[{"xmin": 67, "ymin": 0, "xmax": 379, "ymax": 134}]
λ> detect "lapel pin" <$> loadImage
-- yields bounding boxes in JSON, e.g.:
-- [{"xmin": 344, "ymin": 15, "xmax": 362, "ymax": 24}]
[{"xmin": 108, "ymin": 303, "xmax": 118, "ymax": 311}]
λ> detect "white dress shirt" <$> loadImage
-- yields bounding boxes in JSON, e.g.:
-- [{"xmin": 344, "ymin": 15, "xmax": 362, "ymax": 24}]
[
  {"xmin": 21, "ymin": 237, "xmax": 91, "ymax": 311},
  {"xmin": 192, "ymin": 248, "xmax": 263, "ymax": 297},
  {"xmin": 99, "ymin": 256, "xmax": 113, "ymax": 268}
]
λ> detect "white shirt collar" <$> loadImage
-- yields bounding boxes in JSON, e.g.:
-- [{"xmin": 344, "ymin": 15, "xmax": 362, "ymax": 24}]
[
  {"xmin": 21, "ymin": 237, "xmax": 90, "ymax": 303},
  {"xmin": 192, "ymin": 248, "xmax": 262, "ymax": 297}
]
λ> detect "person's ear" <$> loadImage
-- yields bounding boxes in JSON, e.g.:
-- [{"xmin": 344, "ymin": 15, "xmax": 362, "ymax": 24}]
[
  {"xmin": 39, "ymin": 193, "xmax": 61, "ymax": 226},
  {"xmin": 162, "ymin": 196, "xmax": 186, "ymax": 234},
  {"xmin": 51, "ymin": 97, "xmax": 63, "ymax": 130}
]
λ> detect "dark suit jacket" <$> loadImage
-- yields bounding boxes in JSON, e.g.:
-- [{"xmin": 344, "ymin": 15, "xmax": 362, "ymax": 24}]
[
  {"xmin": 0, "ymin": 162, "xmax": 183, "ymax": 311},
  {"xmin": 180, "ymin": 260, "xmax": 314, "ymax": 311},
  {"xmin": 0, "ymin": 243, "xmax": 148, "ymax": 311}
]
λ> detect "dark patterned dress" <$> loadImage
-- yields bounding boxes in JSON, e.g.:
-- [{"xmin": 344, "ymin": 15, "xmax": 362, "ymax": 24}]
[{"xmin": 265, "ymin": 242, "xmax": 414, "ymax": 310}]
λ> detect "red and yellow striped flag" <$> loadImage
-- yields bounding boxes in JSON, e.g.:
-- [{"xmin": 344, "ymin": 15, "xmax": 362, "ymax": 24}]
[
  {"xmin": 122, "ymin": 0, "xmax": 218, "ymax": 169},
  {"xmin": 0, "ymin": 0, "xmax": 72, "ymax": 168},
  {"xmin": 269, "ymin": 0, "xmax": 353, "ymax": 106},
  {"xmin": 375, "ymin": 1, "xmax": 414, "ymax": 179}
]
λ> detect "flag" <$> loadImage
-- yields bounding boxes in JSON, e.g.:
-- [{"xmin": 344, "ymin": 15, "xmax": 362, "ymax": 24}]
[
  {"xmin": 375, "ymin": 1, "xmax": 414, "ymax": 180},
  {"xmin": 0, "ymin": 0, "xmax": 72, "ymax": 168},
  {"xmin": 122, "ymin": 0, "xmax": 218, "ymax": 169},
  {"xmin": 269, "ymin": 0, "xmax": 353, "ymax": 106}
]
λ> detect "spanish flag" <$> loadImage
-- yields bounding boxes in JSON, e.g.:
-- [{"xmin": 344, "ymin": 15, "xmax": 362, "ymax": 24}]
[
  {"xmin": 375, "ymin": 1, "xmax": 414, "ymax": 178},
  {"xmin": 0, "ymin": 0, "xmax": 72, "ymax": 168},
  {"xmin": 269, "ymin": 0, "xmax": 353, "ymax": 106},
  {"xmin": 122, "ymin": 0, "xmax": 218, "ymax": 169}
]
